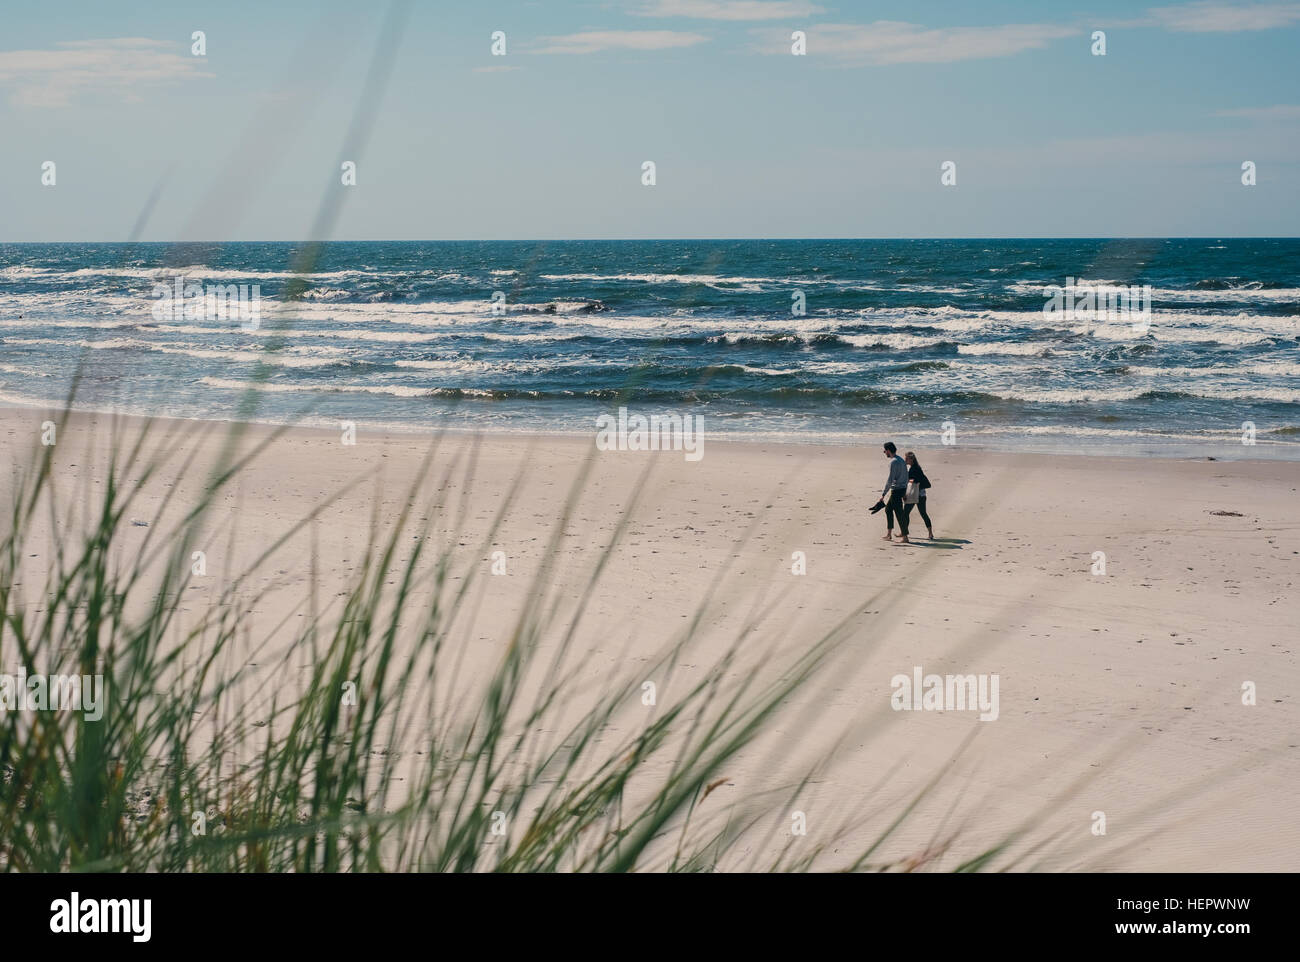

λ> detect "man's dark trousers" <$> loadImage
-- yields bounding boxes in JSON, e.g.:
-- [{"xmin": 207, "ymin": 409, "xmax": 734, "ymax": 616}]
[{"xmin": 884, "ymin": 487, "xmax": 909, "ymax": 536}]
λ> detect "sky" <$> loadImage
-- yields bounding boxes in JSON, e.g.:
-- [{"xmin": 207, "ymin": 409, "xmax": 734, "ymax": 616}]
[{"xmin": 1, "ymin": 0, "xmax": 1298, "ymax": 240}]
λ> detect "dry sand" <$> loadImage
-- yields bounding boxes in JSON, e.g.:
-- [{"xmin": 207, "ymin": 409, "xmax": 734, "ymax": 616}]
[{"xmin": 2, "ymin": 405, "xmax": 1297, "ymax": 871}]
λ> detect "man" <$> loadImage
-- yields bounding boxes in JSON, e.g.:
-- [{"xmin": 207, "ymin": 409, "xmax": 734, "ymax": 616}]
[{"xmin": 880, "ymin": 441, "xmax": 909, "ymax": 543}]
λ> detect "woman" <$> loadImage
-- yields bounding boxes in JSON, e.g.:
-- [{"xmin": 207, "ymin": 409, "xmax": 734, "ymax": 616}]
[{"xmin": 903, "ymin": 451, "xmax": 934, "ymax": 540}]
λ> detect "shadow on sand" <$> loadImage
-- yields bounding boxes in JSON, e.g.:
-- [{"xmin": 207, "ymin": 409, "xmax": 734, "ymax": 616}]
[{"xmin": 898, "ymin": 537, "xmax": 970, "ymax": 550}]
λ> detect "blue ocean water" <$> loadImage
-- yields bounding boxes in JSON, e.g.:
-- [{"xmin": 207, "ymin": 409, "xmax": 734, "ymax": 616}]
[{"xmin": 1, "ymin": 239, "xmax": 1297, "ymax": 457}]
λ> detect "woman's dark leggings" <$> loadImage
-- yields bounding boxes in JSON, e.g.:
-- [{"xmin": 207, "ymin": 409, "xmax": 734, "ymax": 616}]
[{"xmin": 904, "ymin": 497, "xmax": 932, "ymax": 530}]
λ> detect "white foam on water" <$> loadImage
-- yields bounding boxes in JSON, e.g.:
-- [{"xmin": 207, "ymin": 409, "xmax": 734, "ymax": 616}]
[
  {"xmin": 4, "ymin": 334, "xmax": 349, "ymax": 356},
  {"xmin": 0, "ymin": 363, "xmax": 53, "ymax": 377},
  {"xmin": 1078, "ymin": 323, "xmax": 1279, "ymax": 346},
  {"xmin": 538, "ymin": 272, "xmax": 784, "ymax": 286},
  {"xmin": 392, "ymin": 356, "xmax": 605, "ymax": 374},
  {"xmin": 4, "ymin": 336, "xmax": 351, "ymax": 367},
  {"xmin": 480, "ymin": 332, "xmax": 588, "ymax": 343},
  {"xmin": 837, "ymin": 332, "xmax": 953, "ymax": 350},
  {"xmin": 152, "ymin": 324, "xmax": 446, "ymax": 343},
  {"xmin": 1124, "ymin": 360, "xmax": 1300, "ymax": 379},
  {"xmin": 957, "ymin": 424, "xmax": 1285, "ymax": 442},
  {"xmin": 992, "ymin": 384, "xmax": 1300, "ymax": 404},
  {"xmin": 957, "ymin": 342, "xmax": 1049, "ymax": 356},
  {"xmin": 1009, "ymin": 279, "xmax": 1300, "ymax": 303},
  {"xmin": 0, "ymin": 266, "xmax": 384, "ymax": 283},
  {"xmin": 0, "ymin": 318, "xmax": 134, "ymax": 331},
  {"xmin": 199, "ymin": 377, "xmax": 435, "ymax": 398}
]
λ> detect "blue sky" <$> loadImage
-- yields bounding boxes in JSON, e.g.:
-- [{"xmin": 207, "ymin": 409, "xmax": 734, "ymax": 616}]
[{"xmin": 1, "ymin": 0, "xmax": 1298, "ymax": 240}]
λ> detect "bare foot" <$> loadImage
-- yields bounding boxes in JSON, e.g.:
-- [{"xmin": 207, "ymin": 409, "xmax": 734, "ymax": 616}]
[
  {"xmin": 896, "ymin": 536, "xmax": 910, "ymax": 544},
  {"xmin": 927, "ymin": 529, "xmax": 935, "ymax": 540},
  {"xmin": 882, "ymin": 532, "xmax": 894, "ymax": 540}
]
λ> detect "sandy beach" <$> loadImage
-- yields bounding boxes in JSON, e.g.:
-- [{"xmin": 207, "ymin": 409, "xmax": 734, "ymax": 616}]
[{"xmin": 3, "ymin": 403, "xmax": 1296, "ymax": 871}]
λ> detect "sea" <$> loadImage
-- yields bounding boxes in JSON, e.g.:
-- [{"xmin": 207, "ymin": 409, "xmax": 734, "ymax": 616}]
[{"xmin": 1, "ymin": 238, "xmax": 1297, "ymax": 458}]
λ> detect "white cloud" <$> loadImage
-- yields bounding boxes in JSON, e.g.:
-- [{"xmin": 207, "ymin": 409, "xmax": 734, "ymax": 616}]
[
  {"xmin": 753, "ymin": 21, "xmax": 1079, "ymax": 63},
  {"xmin": 1215, "ymin": 103, "xmax": 1300, "ymax": 118},
  {"xmin": 635, "ymin": 0, "xmax": 823, "ymax": 20},
  {"xmin": 0, "ymin": 38, "xmax": 212, "ymax": 108},
  {"xmin": 1147, "ymin": 1, "xmax": 1300, "ymax": 31},
  {"xmin": 533, "ymin": 30, "xmax": 709, "ymax": 54}
]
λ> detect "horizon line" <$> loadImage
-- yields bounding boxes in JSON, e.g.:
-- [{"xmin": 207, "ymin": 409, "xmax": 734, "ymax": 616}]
[{"xmin": 4, "ymin": 236, "xmax": 1300, "ymax": 244}]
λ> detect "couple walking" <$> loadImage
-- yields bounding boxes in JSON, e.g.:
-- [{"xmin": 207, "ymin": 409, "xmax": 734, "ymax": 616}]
[{"xmin": 875, "ymin": 441, "xmax": 933, "ymax": 544}]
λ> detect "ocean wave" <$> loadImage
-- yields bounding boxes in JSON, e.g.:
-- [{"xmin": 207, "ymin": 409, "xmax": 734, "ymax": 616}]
[
  {"xmin": 196, "ymin": 379, "xmax": 622, "ymax": 401},
  {"xmin": 707, "ymin": 331, "xmax": 955, "ymax": 350},
  {"xmin": 199, "ymin": 377, "xmax": 436, "ymax": 398},
  {"xmin": 957, "ymin": 342, "xmax": 1048, "ymax": 356},
  {"xmin": 256, "ymin": 299, "xmax": 607, "ymax": 325},
  {"xmin": 1124, "ymin": 360, "xmax": 1300, "ymax": 379},
  {"xmin": 0, "ymin": 265, "xmax": 381, "ymax": 283},
  {"xmin": 991, "ymin": 386, "xmax": 1300, "ymax": 404},
  {"xmin": 1191, "ymin": 278, "xmax": 1295, "ymax": 292},
  {"xmin": 4, "ymin": 336, "xmax": 347, "ymax": 368},
  {"xmin": 538, "ymin": 272, "xmax": 788, "ymax": 286},
  {"xmin": 299, "ymin": 287, "xmax": 355, "ymax": 302},
  {"xmin": 389, "ymin": 357, "xmax": 607, "ymax": 375},
  {"xmin": 479, "ymin": 332, "xmax": 590, "ymax": 343},
  {"xmin": 0, "ymin": 265, "xmax": 508, "ymax": 286},
  {"xmin": 837, "ymin": 333, "xmax": 956, "ymax": 350},
  {"xmin": 1076, "ymin": 323, "xmax": 1282, "ymax": 346},
  {"xmin": 959, "ymin": 424, "xmax": 1298, "ymax": 443},
  {"xmin": 511, "ymin": 299, "xmax": 608, "ymax": 314},
  {"xmin": 0, "ymin": 318, "xmax": 135, "ymax": 331},
  {"xmin": 0, "ymin": 363, "xmax": 53, "ymax": 378},
  {"xmin": 149, "ymin": 324, "xmax": 447, "ymax": 344},
  {"xmin": 1009, "ymin": 279, "xmax": 1300, "ymax": 304},
  {"xmin": 282, "ymin": 299, "xmax": 484, "ymax": 317}
]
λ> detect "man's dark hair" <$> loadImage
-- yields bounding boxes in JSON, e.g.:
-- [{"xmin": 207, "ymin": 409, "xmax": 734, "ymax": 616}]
[{"xmin": 883, "ymin": 442, "xmax": 897, "ymax": 454}]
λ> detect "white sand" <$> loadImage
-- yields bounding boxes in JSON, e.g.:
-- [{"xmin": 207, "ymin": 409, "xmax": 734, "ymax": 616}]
[{"xmin": 2, "ymin": 406, "xmax": 1297, "ymax": 871}]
